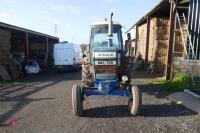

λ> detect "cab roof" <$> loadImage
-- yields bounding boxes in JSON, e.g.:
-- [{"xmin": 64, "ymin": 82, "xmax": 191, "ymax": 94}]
[{"xmin": 91, "ymin": 19, "xmax": 121, "ymax": 27}]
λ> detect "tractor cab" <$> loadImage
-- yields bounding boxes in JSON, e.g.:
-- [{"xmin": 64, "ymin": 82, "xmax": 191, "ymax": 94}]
[
  {"xmin": 90, "ymin": 21, "xmax": 122, "ymax": 50},
  {"xmin": 89, "ymin": 17, "xmax": 124, "ymax": 81}
]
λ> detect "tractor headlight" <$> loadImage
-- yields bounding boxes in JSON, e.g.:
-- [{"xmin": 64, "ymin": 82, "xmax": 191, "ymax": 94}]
[{"xmin": 122, "ymin": 75, "xmax": 128, "ymax": 82}]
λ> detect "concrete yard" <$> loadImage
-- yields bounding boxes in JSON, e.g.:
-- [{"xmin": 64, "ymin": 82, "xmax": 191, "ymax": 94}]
[
  {"xmin": 168, "ymin": 92, "xmax": 200, "ymax": 114},
  {"xmin": 0, "ymin": 70, "xmax": 200, "ymax": 133}
]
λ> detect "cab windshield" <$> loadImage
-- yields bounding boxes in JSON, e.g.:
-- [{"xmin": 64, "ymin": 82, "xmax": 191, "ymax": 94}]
[{"xmin": 90, "ymin": 26, "xmax": 122, "ymax": 49}]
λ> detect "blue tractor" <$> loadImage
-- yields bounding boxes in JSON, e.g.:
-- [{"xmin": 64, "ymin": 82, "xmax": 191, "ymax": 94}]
[{"xmin": 72, "ymin": 13, "xmax": 141, "ymax": 116}]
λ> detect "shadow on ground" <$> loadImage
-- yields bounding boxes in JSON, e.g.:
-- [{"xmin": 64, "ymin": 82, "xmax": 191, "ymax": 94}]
[
  {"xmin": 83, "ymin": 78, "xmax": 197, "ymax": 118},
  {"xmin": 17, "ymin": 69, "xmax": 81, "ymax": 83},
  {"xmin": 83, "ymin": 103, "xmax": 197, "ymax": 118},
  {"xmin": 0, "ymin": 70, "xmax": 81, "ymax": 127},
  {"xmin": 0, "ymin": 81, "xmax": 58, "ymax": 127},
  {"xmin": 84, "ymin": 105, "xmax": 131, "ymax": 118}
]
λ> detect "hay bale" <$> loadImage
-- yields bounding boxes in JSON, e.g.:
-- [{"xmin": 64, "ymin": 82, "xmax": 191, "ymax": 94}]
[
  {"xmin": 138, "ymin": 23, "xmax": 147, "ymax": 60},
  {"xmin": 148, "ymin": 17, "xmax": 170, "ymax": 74}
]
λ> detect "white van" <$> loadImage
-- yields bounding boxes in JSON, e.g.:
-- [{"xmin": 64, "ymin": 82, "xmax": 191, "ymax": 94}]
[{"xmin": 53, "ymin": 42, "xmax": 79, "ymax": 71}]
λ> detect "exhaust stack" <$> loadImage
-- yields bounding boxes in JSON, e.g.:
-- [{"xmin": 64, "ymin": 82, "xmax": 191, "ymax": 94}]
[
  {"xmin": 108, "ymin": 13, "xmax": 113, "ymax": 47},
  {"xmin": 108, "ymin": 12, "xmax": 113, "ymax": 37}
]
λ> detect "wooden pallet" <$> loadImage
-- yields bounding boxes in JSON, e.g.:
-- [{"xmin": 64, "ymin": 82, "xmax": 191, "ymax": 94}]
[
  {"xmin": 0, "ymin": 65, "xmax": 11, "ymax": 81},
  {"xmin": 8, "ymin": 61, "xmax": 20, "ymax": 79}
]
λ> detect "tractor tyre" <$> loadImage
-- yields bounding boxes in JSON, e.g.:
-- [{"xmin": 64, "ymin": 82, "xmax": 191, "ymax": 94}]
[
  {"xmin": 72, "ymin": 85, "xmax": 83, "ymax": 116},
  {"xmin": 128, "ymin": 86, "xmax": 141, "ymax": 116},
  {"xmin": 82, "ymin": 62, "xmax": 91, "ymax": 87}
]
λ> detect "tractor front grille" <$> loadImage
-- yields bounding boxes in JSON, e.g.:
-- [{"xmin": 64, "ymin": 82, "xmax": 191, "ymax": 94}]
[{"xmin": 95, "ymin": 65, "xmax": 116, "ymax": 73}]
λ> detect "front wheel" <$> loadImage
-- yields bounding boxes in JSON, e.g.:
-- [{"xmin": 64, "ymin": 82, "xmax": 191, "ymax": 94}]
[
  {"xmin": 72, "ymin": 85, "xmax": 83, "ymax": 116},
  {"xmin": 128, "ymin": 86, "xmax": 141, "ymax": 116}
]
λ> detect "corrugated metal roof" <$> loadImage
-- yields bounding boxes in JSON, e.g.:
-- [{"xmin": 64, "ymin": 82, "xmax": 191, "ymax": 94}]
[
  {"xmin": 0, "ymin": 21, "xmax": 59, "ymax": 40},
  {"xmin": 126, "ymin": 0, "xmax": 191, "ymax": 33}
]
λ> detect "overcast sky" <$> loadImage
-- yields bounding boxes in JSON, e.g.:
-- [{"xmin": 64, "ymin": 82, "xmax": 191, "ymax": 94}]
[{"xmin": 0, "ymin": 0, "xmax": 160, "ymax": 44}]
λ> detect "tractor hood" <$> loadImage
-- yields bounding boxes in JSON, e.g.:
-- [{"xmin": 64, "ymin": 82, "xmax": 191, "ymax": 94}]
[{"xmin": 92, "ymin": 47, "xmax": 117, "ymax": 52}]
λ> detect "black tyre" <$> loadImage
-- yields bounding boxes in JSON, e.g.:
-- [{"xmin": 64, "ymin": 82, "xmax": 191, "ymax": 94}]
[
  {"xmin": 72, "ymin": 85, "xmax": 83, "ymax": 116},
  {"xmin": 82, "ymin": 63, "xmax": 91, "ymax": 87},
  {"xmin": 128, "ymin": 86, "xmax": 141, "ymax": 116}
]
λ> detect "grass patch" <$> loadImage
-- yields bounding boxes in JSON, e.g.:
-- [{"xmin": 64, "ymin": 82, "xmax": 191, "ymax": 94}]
[{"xmin": 151, "ymin": 74, "xmax": 200, "ymax": 94}]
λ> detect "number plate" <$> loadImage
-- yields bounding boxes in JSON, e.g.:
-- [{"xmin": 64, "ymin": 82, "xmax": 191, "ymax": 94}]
[{"xmin": 95, "ymin": 60, "xmax": 116, "ymax": 65}]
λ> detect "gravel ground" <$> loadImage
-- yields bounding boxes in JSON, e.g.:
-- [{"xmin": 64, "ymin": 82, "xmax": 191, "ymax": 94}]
[{"xmin": 0, "ymin": 70, "xmax": 199, "ymax": 133}]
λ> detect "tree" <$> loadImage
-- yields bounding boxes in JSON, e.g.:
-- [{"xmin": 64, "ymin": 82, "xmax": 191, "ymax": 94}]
[{"xmin": 80, "ymin": 44, "xmax": 87, "ymax": 53}]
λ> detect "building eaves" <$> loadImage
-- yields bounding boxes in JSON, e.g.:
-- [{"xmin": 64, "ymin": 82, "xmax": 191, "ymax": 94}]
[{"xmin": 0, "ymin": 21, "xmax": 59, "ymax": 40}]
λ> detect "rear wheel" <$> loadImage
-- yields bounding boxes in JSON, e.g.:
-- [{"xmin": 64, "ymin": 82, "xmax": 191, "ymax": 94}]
[
  {"xmin": 128, "ymin": 86, "xmax": 141, "ymax": 116},
  {"xmin": 72, "ymin": 85, "xmax": 83, "ymax": 116},
  {"xmin": 82, "ymin": 60, "xmax": 91, "ymax": 87}
]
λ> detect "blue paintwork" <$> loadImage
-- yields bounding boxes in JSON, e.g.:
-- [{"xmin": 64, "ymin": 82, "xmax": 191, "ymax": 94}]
[
  {"xmin": 98, "ymin": 81, "xmax": 110, "ymax": 94},
  {"xmin": 92, "ymin": 47, "xmax": 117, "ymax": 52},
  {"xmin": 94, "ymin": 80, "xmax": 118, "ymax": 94},
  {"xmin": 83, "ymin": 89, "xmax": 130, "ymax": 97},
  {"xmin": 94, "ymin": 80, "xmax": 118, "ymax": 87},
  {"xmin": 83, "ymin": 79, "xmax": 128, "ymax": 97}
]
